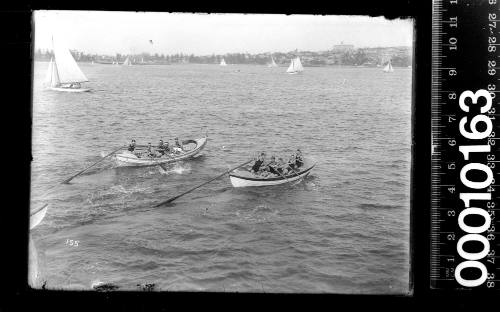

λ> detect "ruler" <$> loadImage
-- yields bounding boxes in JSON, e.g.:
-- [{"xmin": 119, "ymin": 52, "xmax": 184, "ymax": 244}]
[{"xmin": 430, "ymin": 0, "xmax": 499, "ymax": 289}]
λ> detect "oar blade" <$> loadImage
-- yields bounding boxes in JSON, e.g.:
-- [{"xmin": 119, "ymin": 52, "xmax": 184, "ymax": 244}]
[
  {"xmin": 155, "ymin": 196, "xmax": 179, "ymax": 207},
  {"xmin": 155, "ymin": 159, "xmax": 253, "ymax": 206},
  {"xmin": 60, "ymin": 145, "xmax": 124, "ymax": 184}
]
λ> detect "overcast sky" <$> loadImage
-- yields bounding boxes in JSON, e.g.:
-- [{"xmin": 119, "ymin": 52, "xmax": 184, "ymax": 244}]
[{"xmin": 34, "ymin": 11, "xmax": 413, "ymax": 56}]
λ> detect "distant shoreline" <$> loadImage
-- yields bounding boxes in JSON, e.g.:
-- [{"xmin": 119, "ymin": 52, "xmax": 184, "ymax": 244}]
[{"xmin": 34, "ymin": 60, "xmax": 412, "ymax": 68}]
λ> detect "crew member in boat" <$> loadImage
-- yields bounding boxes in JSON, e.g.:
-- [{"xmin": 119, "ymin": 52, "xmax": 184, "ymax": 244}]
[
  {"xmin": 252, "ymin": 152, "xmax": 266, "ymax": 173},
  {"xmin": 157, "ymin": 140, "xmax": 166, "ymax": 156},
  {"xmin": 128, "ymin": 139, "xmax": 136, "ymax": 152},
  {"xmin": 288, "ymin": 152, "xmax": 297, "ymax": 169},
  {"xmin": 173, "ymin": 138, "xmax": 183, "ymax": 154},
  {"xmin": 267, "ymin": 156, "xmax": 279, "ymax": 175},
  {"xmin": 163, "ymin": 141, "xmax": 171, "ymax": 154},
  {"xmin": 295, "ymin": 149, "xmax": 304, "ymax": 167},
  {"xmin": 146, "ymin": 143, "xmax": 156, "ymax": 158},
  {"xmin": 277, "ymin": 157, "xmax": 289, "ymax": 175}
]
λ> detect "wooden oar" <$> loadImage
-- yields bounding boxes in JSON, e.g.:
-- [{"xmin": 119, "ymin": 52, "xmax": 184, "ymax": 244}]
[
  {"xmin": 155, "ymin": 159, "xmax": 253, "ymax": 206},
  {"xmin": 30, "ymin": 203, "xmax": 48, "ymax": 217},
  {"xmin": 157, "ymin": 153, "xmax": 174, "ymax": 171},
  {"xmin": 286, "ymin": 164, "xmax": 301, "ymax": 177},
  {"xmin": 271, "ymin": 165, "xmax": 293, "ymax": 184},
  {"xmin": 61, "ymin": 146, "xmax": 125, "ymax": 184}
]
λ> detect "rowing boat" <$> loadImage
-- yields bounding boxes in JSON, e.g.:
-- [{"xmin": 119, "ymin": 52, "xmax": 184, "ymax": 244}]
[
  {"xmin": 229, "ymin": 157, "xmax": 315, "ymax": 187},
  {"xmin": 114, "ymin": 137, "xmax": 207, "ymax": 167},
  {"xmin": 30, "ymin": 204, "xmax": 48, "ymax": 230}
]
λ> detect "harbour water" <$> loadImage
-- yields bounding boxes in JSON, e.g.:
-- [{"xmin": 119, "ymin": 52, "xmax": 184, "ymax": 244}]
[{"xmin": 30, "ymin": 62, "xmax": 412, "ymax": 293}]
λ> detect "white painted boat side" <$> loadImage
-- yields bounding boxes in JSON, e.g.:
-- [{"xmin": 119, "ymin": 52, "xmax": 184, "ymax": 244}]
[
  {"xmin": 49, "ymin": 87, "xmax": 91, "ymax": 92},
  {"xmin": 30, "ymin": 204, "xmax": 48, "ymax": 230},
  {"xmin": 229, "ymin": 158, "xmax": 315, "ymax": 187},
  {"xmin": 229, "ymin": 170, "xmax": 310, "ymax": 187},
  {"xmin": 114, "ymin": 137, "xmax": 207, "ymax": 167}
]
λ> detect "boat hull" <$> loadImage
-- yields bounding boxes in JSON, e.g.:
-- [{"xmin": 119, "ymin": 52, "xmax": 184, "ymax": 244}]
[
  {"xmin": 49, "ymin": 87, "xmax": 91, "ymax": 92},
  {"xmin": 114, "ymin": 137, "xmax": 207, "ymax": 167},
  {"xmin": 30, "ymin": 204, "xmax": 48, "ymax": 230},
  {"xmin": 229, "ymin": 159, "xmax": 315, "ymax": 187}
]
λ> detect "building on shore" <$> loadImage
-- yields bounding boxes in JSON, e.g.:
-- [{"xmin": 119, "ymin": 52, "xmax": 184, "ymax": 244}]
[{"xmin": 331, "ymin": 42, "xmax": 354, "ymax": 53}]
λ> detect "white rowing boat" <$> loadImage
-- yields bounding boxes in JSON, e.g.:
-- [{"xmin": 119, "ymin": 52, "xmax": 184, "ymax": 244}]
[
  {"xmin": 114, "ymin": 137, "xmax": 207, "ymax": 167},
  {"xmin": 229, "ymin": 157, "xmax": 315, "ymax": 187},
  {"xmin": 30, "ymin": 204, "xmax": 48, "ymax": 230}
]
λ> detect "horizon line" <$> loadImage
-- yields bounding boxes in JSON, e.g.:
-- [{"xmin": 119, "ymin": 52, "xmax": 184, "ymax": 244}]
[{"xmin": 35, "ymin": 45, "xmax": 412, "ymax": 57}]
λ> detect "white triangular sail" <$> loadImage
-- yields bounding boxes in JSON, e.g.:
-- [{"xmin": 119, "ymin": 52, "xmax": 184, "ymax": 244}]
[
  {"xmin": 383, "ymin": 60, "xmax": 394, "ymax": 73},
  {"xmin": 123, "ymin": 57, "xmax": 132, "ymax": 66},
  {"xmin": 45, "ymin": 58, "xmax": 54, "ymax": 84},
  {"xmin": 45, "ymin": 57, "xmax": 61, "ymax": 87},
  {"xmin": 52, "ymin": 37, "xmax": 88, "ymax": 83},
  {"xmin": 294, "ymin": 57, "xmax": 304, "ymax": 72},
  {"xmin": 286, "ymin": 58, "xmax": 295, "ymax": 72},
  {"xmin": 268, "ymin": 56, "xmax": 278, "ymax": 67},
  {"xmin": 220, "ymin": 58, "xmax": 227, "ymax": 66},
  {"xmin": 286, "ymin": 57, "xmax": 304, "ymax": 73}
]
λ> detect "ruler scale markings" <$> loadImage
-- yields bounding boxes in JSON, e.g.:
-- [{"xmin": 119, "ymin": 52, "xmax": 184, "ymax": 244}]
[{"xmin": 430, "ymin": 0, "xmax": 499, "ymax": 290}]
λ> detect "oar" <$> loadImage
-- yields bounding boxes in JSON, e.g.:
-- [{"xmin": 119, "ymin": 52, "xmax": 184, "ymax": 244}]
[
  {"xmin": 30, "ymin": 203, "xmax": 48, "ymax": 217},
  {"xmin": 286, "ymin": 164, "xmax": 301, "ymax": 177},
  {"xmin": 61, "ymin": 146, "xmax": 125, "ymax": 184},
  {"xmin": 156, "ymin": 146, "xmax": 180, "ymax": 171},
  {"xmin": 157, "ymin": 153, "xmax": 174, "ymax": 171},
  {"xmin": 155, "ymin": 159, "xmax": 253, "ymax": 206},
  {"xmin": 270, "ymin": 165, "xmax": 293, "ymax": 184}
]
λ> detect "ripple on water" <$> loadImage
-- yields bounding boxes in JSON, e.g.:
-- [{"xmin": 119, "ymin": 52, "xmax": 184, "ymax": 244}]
[{"xmin": 31, "ymin": 63, "xmax": 411, "ymax": 293}]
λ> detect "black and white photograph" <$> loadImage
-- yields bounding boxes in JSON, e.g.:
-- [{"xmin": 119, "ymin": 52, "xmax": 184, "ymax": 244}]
[{"xmin": 30, "ymin": 11, "xmax": 413, "ymax": 294}]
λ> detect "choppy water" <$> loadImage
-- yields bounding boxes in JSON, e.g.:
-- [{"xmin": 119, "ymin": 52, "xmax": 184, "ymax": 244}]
[{"xmin": 30, "ymin": 62, "xmax": 411, "ymax": 293}]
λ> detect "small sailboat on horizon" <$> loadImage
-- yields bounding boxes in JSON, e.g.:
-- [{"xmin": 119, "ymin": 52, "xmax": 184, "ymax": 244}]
[
  {"xmin": 267, "ymin": 56, "xmax": 278, "ymax": 67},
  {"xmin": 45, "ymin": 36, "xmax": 90, "ymax": 92},
  {"xmin": 122, "ymin": 56, "xmax": 132, "ymax": 66},
  {"xmin": 220, "ymin": 58, "xmax": 227, "ymax": 66},
  {"xmin": 286, "ymin": 57, "xmax": 304, "ymax": 74},
  {"xmin": 383, "ymin": 59, "xmax": 394, "ymax": 73}
]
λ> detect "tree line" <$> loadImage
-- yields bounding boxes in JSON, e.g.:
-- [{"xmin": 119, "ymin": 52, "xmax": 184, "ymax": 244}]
[{"xmin": 34, "ymin": 47, "xmax": 412, "ymax": 67}]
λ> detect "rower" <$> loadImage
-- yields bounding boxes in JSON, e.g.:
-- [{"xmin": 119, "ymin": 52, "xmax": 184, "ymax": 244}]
[
  {"xmin": 267, "ymin": 156, "xmax": 279, "ymax": 175},
  {"xmin": 173, "ymin": 138, "xmax": 183, "ymax": 154},
  {"xmin": 128, "ymin": 139, "xmax": 136, "ymax": 152},
  {"xmin": 252, "ymin": 152, "xmax": 265, "ymax": 173},
  {"xmin": 288, "ymin": 152, "xmax": 297, "ymax": 169},
  {"xmin": 164, "ymin": 141, "xmax": 171, "ymax": 153},
  {"xmin": 295, "ymin": 149, "xmax": 304, "ymax": 167},
  {"xmin": 146, "ymin": 143, "xmax": 155, "ymax": 158},
  {"xmin": 278, "ymin": 157, "xmax": 288, "ymax": 174},
  {"xmin": 157, "ymin": 140, "xmax": 166, "ymax": 156}
]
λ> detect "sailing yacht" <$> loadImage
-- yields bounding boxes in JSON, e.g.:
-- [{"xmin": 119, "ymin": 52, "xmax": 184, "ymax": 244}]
[
  {"xmin": 267, "ymin": 56, "xmax": 278, "ymax": 67},
  {"xmin": 122, "ymin": 56, "xmax": 132, "ymax": 66},
  {"xmin": 45, "ymin": 37, "xmax": 90, "ymax": 92},
  {"xmin": 45, "ymin": 38, "xmax": 90, "ymax": 92},
  {"xmin": 220, "ymin": 58, "xmax": 227, "ymax": 66},
  {"xmin": 383, "ymin": 60, "xmax": 394, "ymax": 73},
  {"xmin": 286, "ymin": 57, "xmax": 304, "ymax": 74}
]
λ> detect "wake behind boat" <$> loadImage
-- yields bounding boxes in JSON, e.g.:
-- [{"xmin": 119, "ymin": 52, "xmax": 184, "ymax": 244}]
[
  {"xmin": 114, "ymin": 137, "xmax": 207, "ymax": 167},
  {"xmin": 45, "ymin": 36, "xmax": 90, "ymax": 92}
]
